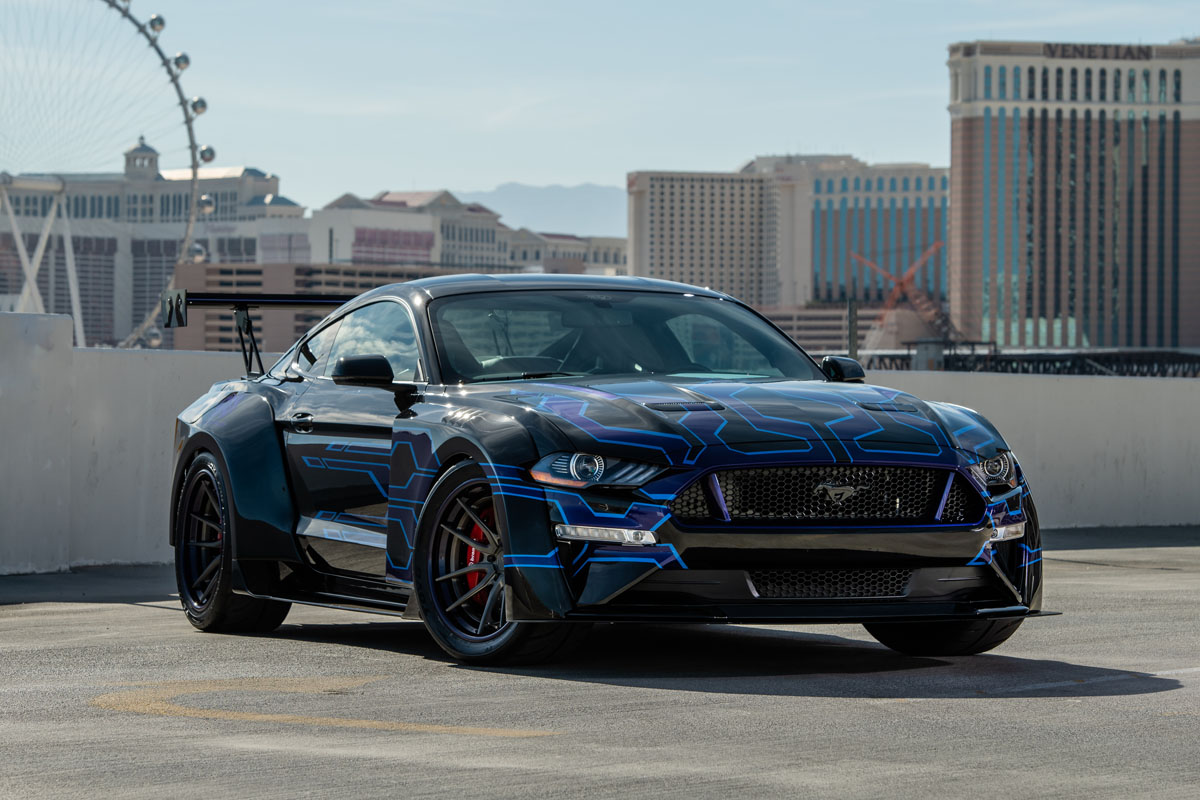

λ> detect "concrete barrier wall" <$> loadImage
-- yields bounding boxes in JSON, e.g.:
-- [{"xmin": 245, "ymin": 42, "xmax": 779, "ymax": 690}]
[
  {"xmin": 2, "ymin": 311, "xmax": 1198, "ymax": 574},
  {"xmin": 67, "ymin": 339, "xmax": 246, "ymax": 569},
  {"xmin": 0, "ymin": 315, "xmax": 74, "ymax": 575},
  {"xmin": 868, "ymin": 371, "xmax": 1200, "ymax": 531},
  {"xmin": 1, "ymin": 313, "xmax": 243, "ymax": 574}
]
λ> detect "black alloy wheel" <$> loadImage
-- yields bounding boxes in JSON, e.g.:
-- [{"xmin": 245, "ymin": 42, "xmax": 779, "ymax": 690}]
[
  {"xmin": 173, "ymin": 452, "xmax": 290, "ymax": 633},
  {"xmin": 414, "ymin": 464, "xmax": 589, "ymax": 664},
  {"xmin": 430, "ymin": 479, "xmax": 508, "ymax": 640},
  {"xmin": 178, "ymin": 464, "xmax": 226, "ymax": 614}
]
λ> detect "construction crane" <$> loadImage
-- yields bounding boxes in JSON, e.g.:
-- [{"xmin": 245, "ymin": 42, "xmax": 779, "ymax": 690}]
[{"xmin": 849, "ymin": 242, "xmax": 961, "ymax": 350}]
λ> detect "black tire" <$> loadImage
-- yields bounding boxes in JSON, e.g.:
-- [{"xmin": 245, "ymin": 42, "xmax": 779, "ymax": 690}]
[
  {"xmin": 174, "ymin": 452, "xmax": 291, "ymax": 633},
  {"xmin": 866, "ymin": 492, "xmax": 1041, "ymax": 657},
  {"xmin": 413, "ymin": 463, "xmax": 589, "ymax": 664},
  {"xmin": 864, "ymin": 617, "xmax": 1023, "ymax": 656},
  {"xmin": 1020, "ymin": 497, "xmax": 1043, "ymax": 612}
]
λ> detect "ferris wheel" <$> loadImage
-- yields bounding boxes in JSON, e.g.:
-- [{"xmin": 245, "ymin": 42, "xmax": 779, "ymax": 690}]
[{"xmin": 0, "ymin": 0, "xmax": 213, "ymax": 346}]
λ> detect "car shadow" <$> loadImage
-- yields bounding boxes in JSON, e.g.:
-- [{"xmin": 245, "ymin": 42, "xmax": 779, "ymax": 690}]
[{"xmin": 271, "ymin": 619, "xmax": 1182, "ymax": 700}]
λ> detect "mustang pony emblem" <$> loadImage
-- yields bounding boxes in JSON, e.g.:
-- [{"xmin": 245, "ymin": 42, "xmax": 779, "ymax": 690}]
[{"xmin": 814, "ymin": 482, "xmax": 866, "ymax": 503}]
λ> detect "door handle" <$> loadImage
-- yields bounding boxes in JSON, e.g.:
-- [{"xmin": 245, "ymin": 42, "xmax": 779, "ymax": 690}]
[{"xmin": 290, "ymin": 412, "xmax": 314, "ymax": 433}]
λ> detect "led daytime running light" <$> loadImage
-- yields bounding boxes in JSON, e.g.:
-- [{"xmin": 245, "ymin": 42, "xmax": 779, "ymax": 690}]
[{"xmin": 554, "ymin": 524, "xmax": 658, "ymax": 545}]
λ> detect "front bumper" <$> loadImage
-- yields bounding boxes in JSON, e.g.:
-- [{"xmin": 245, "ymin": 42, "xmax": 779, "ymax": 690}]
[
  {"xmin": 566, "ymin": 600, "xmax": 1044, "ymax": 624},
  {"xmin": 565, "ymin": 559, "xmax": 1035, "ymax": 623},
  {"xmin": 558, "ymin": 521, "xmax": 1039, "ymax": 619},
  {"xmin": 490, "ymin": 461, "xmax": 1042, "ymax": 623},
  {"xmin": 502, "ymin": 522, "xmax": 1043, "ymax": 623}
]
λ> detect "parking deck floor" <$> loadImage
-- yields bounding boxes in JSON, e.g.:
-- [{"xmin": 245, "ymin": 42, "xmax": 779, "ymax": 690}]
[{"xmin": 1, "ymin": 527, "xmax": 1198, "ymax": 799}]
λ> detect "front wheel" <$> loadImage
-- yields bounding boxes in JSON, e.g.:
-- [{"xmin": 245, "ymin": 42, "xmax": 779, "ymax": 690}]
[
  {"xmin": 864, "ymin": 617, "xmax": 1022, "ymax": 656},
  {"xmin": 174, "ymin": 452, "xmax": 291, "ymax": 633},
  {"xmin": 413, "ymin": 464, "xmax": 587, "ymax": 664}
]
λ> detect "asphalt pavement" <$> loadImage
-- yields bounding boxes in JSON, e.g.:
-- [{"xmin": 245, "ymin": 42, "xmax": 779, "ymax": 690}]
[{"xmin": 1, "ymin": 527, "xmax": 1198, "ymax": 800}]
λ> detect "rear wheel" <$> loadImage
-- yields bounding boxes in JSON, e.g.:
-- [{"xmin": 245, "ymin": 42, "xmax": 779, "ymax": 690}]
[
  {"xmin": 174, "ymin": 452, "xmax": 290, "ymax": 633},
  {"xmin": 413, "ymin": 464, "xmax": 588, "ymax": 664},
  {"xmin": 864, "ymin": 617, "xmax": 1022, "ymax": 656}
]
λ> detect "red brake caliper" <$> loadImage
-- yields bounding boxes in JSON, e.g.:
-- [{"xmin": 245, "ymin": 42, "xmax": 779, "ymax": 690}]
[{"xmin": 464, "ymin": 507, "xmax": 493, "ymax": 603}]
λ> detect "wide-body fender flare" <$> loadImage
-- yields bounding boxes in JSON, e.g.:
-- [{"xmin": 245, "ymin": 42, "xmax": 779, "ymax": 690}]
[
  {"xmin": 387, "ymin": 410, "xmax": 575, "ymax": 621},
  {"xmin": 170, "ymin": 390, "xmax": 300, "ymax": 594}
]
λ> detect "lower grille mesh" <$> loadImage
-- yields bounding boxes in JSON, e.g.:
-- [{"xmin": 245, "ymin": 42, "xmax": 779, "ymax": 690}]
[{"xmin": 748, "ymin": 568, "xmax": 914, "ymax": 599}]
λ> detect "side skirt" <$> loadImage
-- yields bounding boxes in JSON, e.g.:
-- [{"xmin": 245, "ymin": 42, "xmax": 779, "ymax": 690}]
[{"xmin": 234, "ymin": 587, "xmax": 412, "ymax": 618}]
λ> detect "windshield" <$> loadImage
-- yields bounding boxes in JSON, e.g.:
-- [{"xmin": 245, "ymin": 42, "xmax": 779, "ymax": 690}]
[{"xmin": 428, "ymin": 290, "xmax": 822, "ymax": 383}]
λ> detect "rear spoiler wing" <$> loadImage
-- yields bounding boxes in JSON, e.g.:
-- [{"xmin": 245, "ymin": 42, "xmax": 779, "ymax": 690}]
[{"xmin": 161, "ymin": 289, "xmax": 355, "ymax": 377}]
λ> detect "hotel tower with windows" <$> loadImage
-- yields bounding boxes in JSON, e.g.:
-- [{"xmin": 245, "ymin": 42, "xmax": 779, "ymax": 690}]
[
  {"xmin": 947, "ymin": 39, "xmax": 1200, "ymax": 348},
  {"xmin": 628, "ymin": 157, "xmax": 948, "ymax": 308}
]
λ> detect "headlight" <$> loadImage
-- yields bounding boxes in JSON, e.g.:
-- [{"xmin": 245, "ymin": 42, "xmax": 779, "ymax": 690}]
[
  {"xmin": 530, "ymin": 452, "xmax": 664, "ymax": 489},
  {"xmin": 970, "ymin": 451, "xmax": 1016, "ymax": 487},
  {"xmin": 569, "ymin": 453, "xmax": 604, "ymax": 482}
]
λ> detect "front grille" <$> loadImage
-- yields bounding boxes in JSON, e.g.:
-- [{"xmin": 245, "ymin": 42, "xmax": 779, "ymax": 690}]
[
  {"xmin": 718, "ymin": 465, "xmax": 935, "ymax": 521},
  {"xmin": 749, "ymin": 568, "xmax": 913, "ymax": 599},
  {"xmin": 940, "ymin": 476, "xmax": 977, "ymax": 524},
  {"xmin": 671, "ymin": 480, "xmax": 711, "ymax": 519},
  {"xmin": 669, "ymin": 466, "xmax": 983, "ymax": 527}
]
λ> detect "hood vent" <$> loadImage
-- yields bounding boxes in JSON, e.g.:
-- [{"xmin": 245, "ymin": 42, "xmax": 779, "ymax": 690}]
[
  {"xmin": 645, "ymin": 401, "xmax": 725, "ymax": 412},
  {"xmin": 856, "ymin": 400, "xmax": 920, "ymax": 414}
]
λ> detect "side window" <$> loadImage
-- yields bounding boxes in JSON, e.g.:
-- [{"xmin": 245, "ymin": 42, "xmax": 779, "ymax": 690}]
[
  {"xmin": 325, "ymin": 301, "xmax": 420, "ymax": 381},
  {"xmin": 296, "ymin": 320, "xmax": 341, "ymax": 377}
]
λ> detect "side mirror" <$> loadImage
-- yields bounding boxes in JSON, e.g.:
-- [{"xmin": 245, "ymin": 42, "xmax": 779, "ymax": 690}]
[
  {"xmin": 332, "ymin": 354, "xmax": 395, "ymax": 387},
  {"xmin": 332, "ymin": 354, "xmax": 423, "ymax": 410},
  {"xmin": 821, "ymin": 356, "xmax": 866, "ymax": 384}
]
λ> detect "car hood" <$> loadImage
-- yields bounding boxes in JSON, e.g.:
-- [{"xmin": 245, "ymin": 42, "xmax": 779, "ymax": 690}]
[{"xmin": 491, "ymin": 376, "xmax": 1006, "ymax": 468}]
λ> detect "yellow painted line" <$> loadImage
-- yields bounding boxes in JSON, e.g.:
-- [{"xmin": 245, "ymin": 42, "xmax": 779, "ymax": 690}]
[{"xmin": 91, "ymin": 676, "xmax": 556, "ymax": 738}]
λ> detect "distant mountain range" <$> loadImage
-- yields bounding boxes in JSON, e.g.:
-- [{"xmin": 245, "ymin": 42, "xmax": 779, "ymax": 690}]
[{"xmin": 457, "ymin": 182, "xmax": 626, "ymax": 238}]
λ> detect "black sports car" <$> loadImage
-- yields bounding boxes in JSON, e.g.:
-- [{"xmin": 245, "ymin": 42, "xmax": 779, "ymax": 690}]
[{"xmin": 169, "ymin": 274, "xmax": 1044, "ymax": 663}]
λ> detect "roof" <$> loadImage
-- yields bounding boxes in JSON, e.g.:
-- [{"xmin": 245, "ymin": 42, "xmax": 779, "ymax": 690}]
[
  {"xmin": 508, "ymin": 227, "xmax": 548, "ymax": 243},
  {"xmin": 124, "ymin": 137, "xmax": 158, "ymax": 156},
  {"xmin": 158, "ymin": 166, "xmax": 268, "ymax": 181},
  {"xmin": 356, "ymin": 273, "xmax": 728, "ymax": 303},
  {"xmin": 18, "ymin": 172, "xmax": 124, "ymax": 183},
  {"xmin": 370, "ymin": 190, "xmax": 450, "ymax": 209},
  {"xmin": 246, "ymin": 193, "xmax": 299, "ymax": 207},
  {"xmin": 539, "ymin": 232, "xmax": 585, "ymax": 242},
  {"xmin": 323, "ymin": 193, "xmax": 373, "ymax": 210}
]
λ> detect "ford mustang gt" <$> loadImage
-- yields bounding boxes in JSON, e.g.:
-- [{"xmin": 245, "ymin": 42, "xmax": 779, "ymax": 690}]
[{"xmin": 169, "ymin": 274, "xmax": 1044, "ymax": 663}]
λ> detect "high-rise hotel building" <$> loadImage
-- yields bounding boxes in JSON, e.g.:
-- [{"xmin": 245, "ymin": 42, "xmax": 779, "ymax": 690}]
[
  {"xmin": 627, "ymin": 170, "xmax": 775, "ymax": 306},
  {"xmin": 947, "ymin": 39, "xmax": 1200, "ymax": 348},
  {"xmin": 628, "ymin": 157, "xmax": 948, "ymax": 310},
  {"xmin": 758, "ymin": 156, "xmax": 949, "ymax": 307}
]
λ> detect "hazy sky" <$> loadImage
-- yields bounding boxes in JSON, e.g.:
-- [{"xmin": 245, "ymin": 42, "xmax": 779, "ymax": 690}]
[{"xmin": 83, "ymin": 0, "xmax": 1200, "ymax": 207}]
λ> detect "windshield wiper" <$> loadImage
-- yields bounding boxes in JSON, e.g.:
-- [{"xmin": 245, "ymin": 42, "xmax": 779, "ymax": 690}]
[{"xmin": 482, "ymin": 371, "xmax": 584, "ymax": 381}]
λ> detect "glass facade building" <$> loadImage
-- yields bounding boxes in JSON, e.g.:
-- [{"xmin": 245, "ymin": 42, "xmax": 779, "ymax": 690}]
[
  {"xmin": 811, "ymin": 170, "xmax": 948, "ymax": 303},
  {"xmin": 628, "ymin": 156, "xmax": 948, "ymax": 311},
  {"xmin": 948, "ymin": 40, "xmax": 1200, "ymax": 347}
]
